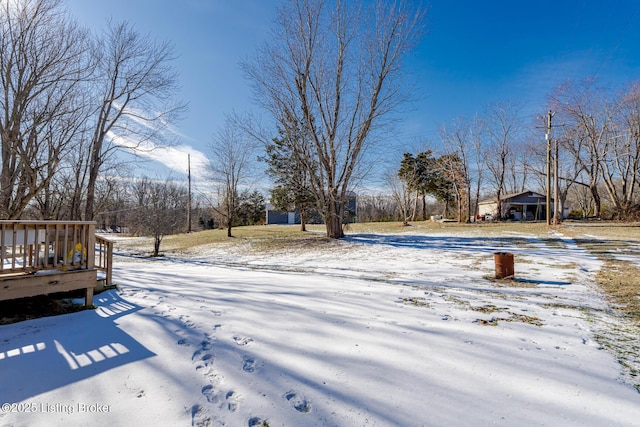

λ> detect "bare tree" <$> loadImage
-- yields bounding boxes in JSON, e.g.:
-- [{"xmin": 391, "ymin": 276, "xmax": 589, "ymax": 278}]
[
  {"xmin": 440, "ymin": 117, "xmax": 482, "ymax": 223},
  {"xmin": 550, "ymin": 123, "xmax": 592, "ymax": 219},
  {"xmin": 356, "ymin": 193, "xmax": 400, "ymax": 222},
  {"xmin": 130, "ymin": 177, "xmax": 187, "ymax": 256},
  {"xmin": 482, "ymin": 101, "xmax": 522, "ymax": 219},
  {"xmin": 437, "ymin": 152, "xmax": 467, "ymax": 222},
  {"xmin": 599, "ymin": 82, "xmax": 640, "ymax": 218},
  {"xmin": 208, "ymin": 114, "xmax": 258, "ymax": 238},
  {"xmin": 470, "ymin": 116, "xmax": 485, "ymax": 219},
  {"xmin": 84, "ymin": 20, "xmax": 185, "ymax": 220},
  {"xmin": 550, "ymin": 79, "xmax": 619, "ymax": 218},
  {"xmin": 568, "ymin": 183, "xmax": 595, "ymax": 218},
  {"xmin": 243, "ymin": 0, "xmax": 425, "ymax": 238},
  {"xmin": 386, "ymin": 169, "xmax": 412, "ymax": 226},
  {"xmin": 0, "ymin": 0, "xmax": 93, "ymax": 218}
]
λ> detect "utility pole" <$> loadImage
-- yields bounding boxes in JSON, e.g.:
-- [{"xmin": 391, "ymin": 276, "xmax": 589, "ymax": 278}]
[
  {"xmin": 554, "ymin": 136, "xmax": 561, "ymax": 224},
  {"xmin": 545, "ymin": 110, "xmax": 555, "ymax": 226},
  {"xmin": 187, "ymin": 154, "xmax": 192, "ymax": 233}
]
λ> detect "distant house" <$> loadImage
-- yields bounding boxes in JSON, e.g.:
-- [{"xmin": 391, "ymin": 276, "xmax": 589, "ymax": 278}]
[
  {"xmin": 265, "ymin": 192, "xmax": 357, "ymax": 225},
  {"xmin": 265, "ymin": 203, "xmax": 298, "ymax": 225},
  {"xmin": 478, "ymin": 190, "xmax": 551, "ymax": 221}
]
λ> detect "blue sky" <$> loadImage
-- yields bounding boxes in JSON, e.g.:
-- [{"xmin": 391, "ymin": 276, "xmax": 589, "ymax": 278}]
[{"xmin": 65, "ymin": 0, "xmax": 640, "ymax": 189}]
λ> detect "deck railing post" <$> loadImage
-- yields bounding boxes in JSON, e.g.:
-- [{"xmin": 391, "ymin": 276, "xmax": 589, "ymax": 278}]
[
  {"xmin": 94, "ymin": 235, "xmax": 114, "ymax": 287},
  {"xmin": 106, "ymin": 239, "xmax": 113, "ymax": 286},
  {"xmin": 87, "ymin": 223, "xmax": 95, "ymax": 270}
]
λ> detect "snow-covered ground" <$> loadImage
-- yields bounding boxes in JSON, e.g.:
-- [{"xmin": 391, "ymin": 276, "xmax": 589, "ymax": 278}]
[{"xmin": 1, "ymin": 228, "xmax": 639, "ymax": 426}]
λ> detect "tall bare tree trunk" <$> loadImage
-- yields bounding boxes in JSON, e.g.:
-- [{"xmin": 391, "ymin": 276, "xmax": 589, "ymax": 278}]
[
  {"xmin": 324, "ymin": 189, "xmax": 344, "ymax": 239},
  {"xmin": 299, "ymin": 203, "xmax": 307, "ymax": 232},
  {"xmin": 243, "ymin": 0, "xmax": 425, "ymax": 238}
]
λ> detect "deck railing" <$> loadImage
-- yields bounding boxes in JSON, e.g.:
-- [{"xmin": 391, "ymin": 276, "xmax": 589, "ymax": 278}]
[
  {"xmin": 0, "ymin": 220, "xmax": 103, "ymax": 306},
  {"xmin": 95, "ymin": 235, "xmax": 114, "ymax": 286},
  {"xmin": 0, "ymin": 220, "xmax": 96, "ymax": 274}
]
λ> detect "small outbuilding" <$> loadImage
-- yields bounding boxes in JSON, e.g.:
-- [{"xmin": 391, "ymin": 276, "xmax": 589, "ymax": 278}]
[
  {"xmin": 478, "ymin": 190, "xmax": 550, "ymax": 221},
  {"xmin": 265, "ymin": 192, "xmax": 357, "ymax": 225}
]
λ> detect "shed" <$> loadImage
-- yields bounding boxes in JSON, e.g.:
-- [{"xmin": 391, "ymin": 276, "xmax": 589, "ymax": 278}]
[
  {"xmin": 478, "ymin": 190, "xmax": 550, "ymax": 221},
  {"xmin": 265, "ymin": 191, "xmax": 357, "ymax": 225}
]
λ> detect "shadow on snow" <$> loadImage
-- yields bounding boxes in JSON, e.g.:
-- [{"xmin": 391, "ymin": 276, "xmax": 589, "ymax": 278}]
[{"xmin": 0, "ymin": 291, "xmax": 155, "ymax": 403}]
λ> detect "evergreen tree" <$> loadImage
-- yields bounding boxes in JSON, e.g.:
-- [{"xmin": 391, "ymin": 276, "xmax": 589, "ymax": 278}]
[
  {"xmin": 235, "ymin": 190, "xmax": 265, "ymax": 226},
  {"xmin": 398, "ymin": 151, "xmax": 439, "ymax": 220},
  {"xmin": 262, "ymin": 123, "xmax": 317, "ymax": 231}
]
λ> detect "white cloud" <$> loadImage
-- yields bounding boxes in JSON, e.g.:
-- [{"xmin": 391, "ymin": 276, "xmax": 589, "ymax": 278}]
[{"xmin": 107, "ymin": 131, "xmax": 210, "ymax": 180}]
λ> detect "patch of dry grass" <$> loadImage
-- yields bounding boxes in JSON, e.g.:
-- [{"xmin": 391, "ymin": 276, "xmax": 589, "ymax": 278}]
[
  {"xmin": 343, "ymin": 220, "xmax": 553, "ymax": 236},
  {"xmin": 398, "ymin": 297, "xmax": 430, "ymax": 307},
  {"xmin": 562, "ymin": 221, "xmax": 640, "ymax": 241},
  {"xmin": 596, "ymin": 259, "xmax": 640, "ymax": 325},
  {"xmin": 133, "ymin": 221, "xmax": 580, "ymax": 255},
  {"xmin": 483, "ymin": 276, "xmax": 537, "ymax": 288},
  {"xmin": 162, "ymin": 225, "xmax": 319, "ymax": 251},
  {"xmin": 472, "ymin": 304, "xmax": 508, "ymax": 313},
  {"xmin": 118, "ymin": 225, "xmax": 330, "ymax": 255},
  {"xmin": 562, "ymin": 225, "xmax": 640, "ymax": 325},
  {"xmin": 474, "ymin": 314, "xmax": 543, "ymax": 327}
]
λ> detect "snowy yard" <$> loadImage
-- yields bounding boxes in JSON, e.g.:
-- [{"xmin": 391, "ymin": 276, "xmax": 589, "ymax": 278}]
[{"xmin": 1, "ymin": 228, "xmax": 639, "ymax": 426}]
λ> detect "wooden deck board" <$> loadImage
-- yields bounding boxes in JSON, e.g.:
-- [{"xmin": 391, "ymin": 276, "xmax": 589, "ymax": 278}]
[{"xmin": 0, "ymin": 269, "xmax": 97, "ymax": 307}]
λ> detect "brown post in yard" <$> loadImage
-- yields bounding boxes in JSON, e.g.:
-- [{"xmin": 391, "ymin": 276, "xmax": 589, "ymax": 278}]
[{"xmin": 494, "ymin": 252, "xmax": 514, "ymax": 279}]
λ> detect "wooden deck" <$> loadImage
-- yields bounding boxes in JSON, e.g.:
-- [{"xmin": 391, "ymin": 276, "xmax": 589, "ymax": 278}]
[
  {"xmin": 95, "ymin": 235, "xmax": 114, "ymax": 290},
  {"xmin": 0, "ymin": 221, "xmax": 114, "ymax": 307}
]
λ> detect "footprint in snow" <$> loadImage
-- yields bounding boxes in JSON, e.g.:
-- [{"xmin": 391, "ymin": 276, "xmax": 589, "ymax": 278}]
[
  {"xmin": 193, "ymin": 338, "xmax": 214, "ymax": 360},
  {"xmin": 284, "ymin": 390, "xmax": 312, "ymax": 413},
  {"xmin": 192, "ymin": 346, "xmax": 214, "ymax": 365},
  {"xmin": 202, "ymin": 384, "xmax": 219, "ymax": 404},
  {"xmin": 179, "ymin": 315, "xmax": 196, "ymax": 328},
  {"xmin": 242, "ymin": 356, "xmax": 256, "ymax": 373},
  {"xmin": 248, "ymin": 416, "xmax": 269, "ymax": 427},
  {"xmin": 196, "ymin": 366, "xmax": 219, "ymax": 384},
  {"xmin": 192, "ymin": 404, "xmax": 213, "ymax": 427},
  {"xmin": 177, "ymin": 338, "xmax": 189, "ymax": 347},
  {"xmin": 233, "ymin": 336, "xmax": 253, "ymax": 346},
  {"xmin": 199, "ymin": 353, "xmax": 214, "ymax": 368},
  {"xmin": 226, "ymin": 390, "xmax": 240, "ymax": 412}
]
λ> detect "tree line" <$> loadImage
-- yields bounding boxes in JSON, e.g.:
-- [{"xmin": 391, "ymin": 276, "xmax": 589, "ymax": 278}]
[
  {"xmin": 95, "ymin": 177, "xmax": 264, "ymax": 256},
  {"xmin": 1, "ymin": 0, "xmax": 427, "ymax": 242},
  {"xmin": 249, "ymin": 0, "xmax": 640, "ymax": 229},
  {"xmin": 387, "ymin": 80, "xmax": 640, "ymax": 224},
  {"xmin": 4, "ymin": 0, "xmax": 639, "ymax": 246},
  {"xmin": 0, "ymin": 0, "xmax": 184, "ymax": 221}
]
